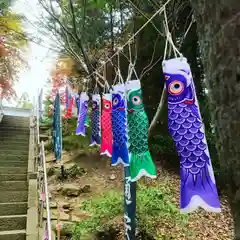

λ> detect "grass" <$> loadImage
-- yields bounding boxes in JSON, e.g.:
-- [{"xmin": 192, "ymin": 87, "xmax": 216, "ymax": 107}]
[
  {"xmin": 72, "ymin": 191, "xmax": 123, "ymax": 239},
  {"xmin": 72, "ymin": 184, "xmax": 189, "ymax": 239}
]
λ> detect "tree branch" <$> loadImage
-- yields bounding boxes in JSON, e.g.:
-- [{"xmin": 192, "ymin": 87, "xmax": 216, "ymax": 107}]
[{"xmin": 148, "ymin": 84, "xmax": 166, "ymax": 137}]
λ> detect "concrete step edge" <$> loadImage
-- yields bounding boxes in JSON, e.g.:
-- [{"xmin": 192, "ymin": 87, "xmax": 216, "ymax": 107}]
[
  {"xmin": 0, "ymin": 202, "xmax": 27, "ymax": 205},
  {"xmin": 0, "ymin": 229, "xmax": 26, "ymax": 235},
  {"xmin": 0, "ymin": 214, "xmax": 27, "ymax": 218},
  {"xmin": 0, "ymin": 181, "xmax": 27, "ymax": 183}
]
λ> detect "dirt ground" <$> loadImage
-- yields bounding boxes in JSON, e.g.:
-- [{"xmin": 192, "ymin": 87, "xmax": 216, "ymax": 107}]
[{"xmin": 46, "ymin": 150, "xmax": 234, "ymax": 240}]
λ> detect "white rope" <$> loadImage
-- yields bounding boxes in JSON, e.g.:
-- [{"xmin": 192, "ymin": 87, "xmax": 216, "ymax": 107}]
[
  {"xmin": 87, "ymin": 0, "xmax": 173, "ymax": 80},
  {"xmin": 163, "ymin": 7, "xmax": 182, "ymax": 58}
]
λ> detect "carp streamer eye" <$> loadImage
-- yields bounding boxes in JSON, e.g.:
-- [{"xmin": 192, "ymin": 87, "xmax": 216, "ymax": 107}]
[
  {"xmin": 113, "ymin": 97, "xmax": 119, "ymax": 106},
  {"xmin": 132, "ymin": 96, "xmax": 141, "ymax": 105},
  {"xmin": 169, "ymin": 80, "xmax": 184, "ymax": 95},
  {"xmin": 84, "ymin": 101, "xmax": 88, "ymax": 107},
  {"xmin": 104, "ymin": 103, "xmax": 110, "ymax": 109},
  {"xmin": 92, "ymin": 103, "xmax": 96, "ymax": 109}
]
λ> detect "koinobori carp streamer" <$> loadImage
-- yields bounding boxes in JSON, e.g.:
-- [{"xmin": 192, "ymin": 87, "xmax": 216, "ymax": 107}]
[
  {"xmin": 162, "ymin": 57, "xmax": 221, "ymax": 213},
  {"xmin": 111, "ymin": 83, "xmax": 129, "ymax": 166},
  {"xmin": 90, "ymin": 94, "xmax": 101, "ymax": 146},
  {"xmin": 100, "ymin": 93, "xmax": 113, "ymax": 157},
  {"xmin": 76, "ymin": 92, "xmax": 89, "ymax": 136},
  {"xmin": 125, "ymin": 80, "xmax": 156, "ymax": 182}
]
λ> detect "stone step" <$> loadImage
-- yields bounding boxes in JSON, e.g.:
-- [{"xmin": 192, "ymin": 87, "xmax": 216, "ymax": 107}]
[
  {"xmin": 0, "ymin": 202, "xmax": 27, "ymax": 216},
  {"xmin": 0, "ymin": 137, "xmax": 29, "ymax": 141},
  {"xmin": 0, "ymin": 215, "xmax": 26, "ymax": 231},
  {"xmin": 0, "ymin": 123, "xmax": 29, "ymax": 128},
  {"xmin": 0, "ymin": 167, "xmax": 27, "ymax": 174},
  {"xmin": 1, "ymin": 117, "xmax": 29, "ymax": 124},
  {"xmin": 40, "ymin": 135, "xmax": 50, "ymax": 141},
  {"xmin": 0, "ymin": 230, "xmax": 26, "ymax": 240},
  {"xmin": 0, "ymin": 181, "xmax": 28, "ymax": 191},
  {"xmin": 0, "ymin": 155, "xmax": 28, "ymax": 161},
  {"xmin": 0, "ymin": 150, "xmax": 29, "ymax": 155},
  {"xmin": 0, "ymin": 161, "xmax": 28, "ymax": 167},
  {"xmin": 0, "ymin": 174, "xmax": 27, "ymax": 181},
  {"xmin": 0, "ymin": 125, "xmax": 30, "ymax": 134},
  {"xmin": 0, "ymin": 144, "xmax": 29, "ymax": 150},
  {"xmin": 0, "ymin": 134, "xmax": 29, "ymax": 139},
  {"xmin": 0, "ymin": 141, "xmax": 29, "ymax": 146},
  {"xmin": 0, "ymin": 191, "xmax": 28, "ymax": 203},
  {"xmin": 0, "ymin": 125, "xmax": 29, "ymax": 130}
]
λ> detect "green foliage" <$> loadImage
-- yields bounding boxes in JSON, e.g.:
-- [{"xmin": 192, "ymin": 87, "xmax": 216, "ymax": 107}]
[
  {"xmin": 63, "ymin": 134, "xmax": 90, "ymax": 152},
  {"xmin": 41, "ymin": 117, "xmax": 52, "ymax": 125},
  {"xmin": 136, "ymin": 185, "xmax": 188, "ymax": 233},
  {"xmin": 72, "ymin": 185, "xmax": 188, "ymax": 239},
  {"xmin": 72, "ymin": 191, "xmax": 123, "ymax": 239},
  {"xmin": 150, "ymin": 134, "xmax": 176, "ymax": 156}
]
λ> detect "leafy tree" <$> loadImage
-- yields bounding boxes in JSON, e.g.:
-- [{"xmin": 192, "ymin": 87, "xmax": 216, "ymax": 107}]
[
  {"xmin": 0, "ymin": 6, "xmax": 28, "ymax": 99},
  {"xmin": 189, "ymin": 0, "xmax": 240, "ymax": 238}
]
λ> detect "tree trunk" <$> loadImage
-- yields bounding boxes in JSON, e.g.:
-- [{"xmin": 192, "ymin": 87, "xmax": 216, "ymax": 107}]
[{"xmin": 189, "ymin": 0, "xmax": 240, "ymax": 238}]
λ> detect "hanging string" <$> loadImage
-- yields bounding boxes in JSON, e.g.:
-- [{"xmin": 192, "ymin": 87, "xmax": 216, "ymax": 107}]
[
  {"xmin": 87, "ymin": 0, "xmax": 173, "ymax": 80},
  {"xmin": 126, "ymin": 42, "xmax": 139, "ymax": 82},
  {"xmin": 163, "ymin": 7, "xmax": 182, "ymax": 58},
  {"xmin": 93, "ymin": 74, "xmax": 99, "ymax": 94},
  {"xmin": 95, "ymin": 65, "xmax": 110, "ymax": 90},
  {"xmin": 117, "ymin": 51, "xmax": 124, "ymax": 84}
]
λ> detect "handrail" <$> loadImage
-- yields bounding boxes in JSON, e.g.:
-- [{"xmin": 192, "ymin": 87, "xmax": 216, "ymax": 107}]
[
  {"xmin": 0, "ymin": 98, "xmax": 3, "ymax": 122},
  {"xmin": 36, "ymin": 91, "xmax": 40, "ymax": 145},
  {"xmin": 32, "ymin": 88, "xmax": 52, "ymax": 239},
  {"xmin": 41, "ymin": 141, "xmax": 52, "ymax": 240}
]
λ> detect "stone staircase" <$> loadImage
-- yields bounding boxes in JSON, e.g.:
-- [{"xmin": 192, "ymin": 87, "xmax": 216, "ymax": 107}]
[{"xmin": 0, "ymin": 116, "xmax": 30, "ymax": 240}]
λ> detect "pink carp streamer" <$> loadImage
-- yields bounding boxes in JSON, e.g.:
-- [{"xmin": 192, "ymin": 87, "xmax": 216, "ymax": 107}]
[
  {"xmin": 100, "ymin": 93, "xmax": 113, "ymax": 157},
  {"xmin": 64, "ymin": 96, "xmax": 74, "ymax": 119}
]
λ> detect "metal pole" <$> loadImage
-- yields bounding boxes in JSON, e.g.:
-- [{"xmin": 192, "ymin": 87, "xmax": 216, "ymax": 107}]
[
  {"xmin": 41, "ymin": 141, "xmax": 52, "ymax": 240},
  {"xmin": 124, "ymin": 166, "xmax": 136, "ymax": 240}
]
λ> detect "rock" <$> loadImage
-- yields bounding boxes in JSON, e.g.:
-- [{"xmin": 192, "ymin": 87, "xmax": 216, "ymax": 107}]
[
  {"xmin": 63, "ymin": 209, "xmax": 70, "ymax": 214},
  {"xmin": 64, "ymin": 164, "xmax": 86, "ymax": 178},
  {"xmin": 43, "ymin": 209, "xmax": 70, "ymax": 221},
  {"xmin": 109, "ymin": 174, "xmax": 116, "ymax": 180},
  {"xmin": 48, "ymin": 192, "xmax": 52, "ymax": 199},
  {"xmin": 71, "ymin": 210, "xmax": 91, "ymax": 222},
  {"xmin": 44, "ymin": 201, "xmax": 57, "ymax": 209},
  {"xmin": 57, "ymin": 186, "xmax": 63, "ymax": 192},
  {"xmin": 60, "ymin": 202, "xmax": 70, "ymax": 209},
  {"xmin": 80, "ymin": 184, "xmax": 91, "ymax": 193},
  {"xmin": 47, "ymin": 166, "xmax": 56, "ymax": 177},
  {"xmin": 51, "ymin": 220, "xmax": 74, "ymax": 237},
  {"xmin": 50, "ymin": 202, "xmax": 57, "ymax": 208},
  {"xmin": 62, "ymin": 184, "xmax": 80, "ymax": 197}
]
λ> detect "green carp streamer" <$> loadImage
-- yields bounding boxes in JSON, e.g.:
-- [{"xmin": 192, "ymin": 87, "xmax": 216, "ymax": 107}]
[{"xmin": 126, "ymin": 80, "xmax": 156, "ymax": 181}]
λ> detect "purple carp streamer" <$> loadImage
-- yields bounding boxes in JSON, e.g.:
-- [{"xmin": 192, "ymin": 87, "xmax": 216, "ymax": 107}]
[
  {"xmin": 111, "ymin": 83, "xmax": 129, "ymax": 166},
  {"xmin": 76, "ymin": 92, "xmax": 89, "ymax": 136},
  {"xmin": 162, "ymin": 57, "xmax": 221, "ymax": 213},
  {"xmin": 90, "ymin": 94, "xmax": 101, "ymax": 146}
]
